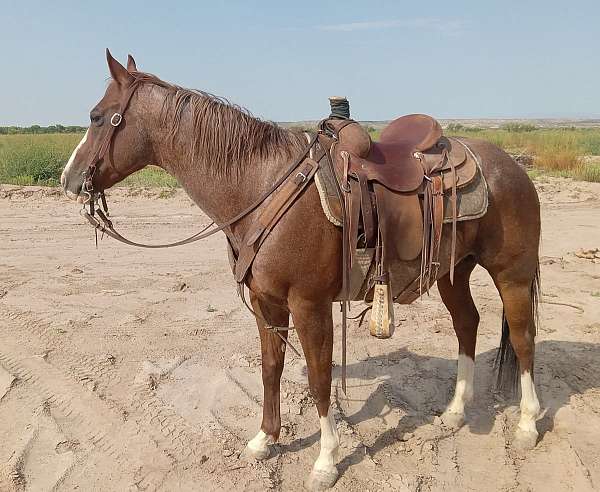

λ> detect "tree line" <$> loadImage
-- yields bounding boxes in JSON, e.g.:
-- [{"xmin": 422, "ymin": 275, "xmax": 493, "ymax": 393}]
[{"xmin": 0, "ymin": 124, "xmax": 87, "ymax": 135}]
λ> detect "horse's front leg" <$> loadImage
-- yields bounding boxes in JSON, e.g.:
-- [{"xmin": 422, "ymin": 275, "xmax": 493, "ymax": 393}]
[
  {"xmin": 289, "ymin": 296, "xmax": 339, "ymax": 491},
  {"xmin": 242, "ymin": 292, "xmax": 289, "ymax": 460}
]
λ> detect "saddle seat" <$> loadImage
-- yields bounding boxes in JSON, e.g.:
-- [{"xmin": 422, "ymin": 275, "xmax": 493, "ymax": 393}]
[
  {"xmin": 380, "ymin": 113, "xmax": 442, "ymax": 150},
  {"xmin": 346, "ymin": 114, "xmax": 473, "ymax": 192}
]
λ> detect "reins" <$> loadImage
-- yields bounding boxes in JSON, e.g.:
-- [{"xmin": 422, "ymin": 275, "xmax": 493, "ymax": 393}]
[{"xmin": 82, "ymin": 133, "xmax": 318, "ymax": 249}]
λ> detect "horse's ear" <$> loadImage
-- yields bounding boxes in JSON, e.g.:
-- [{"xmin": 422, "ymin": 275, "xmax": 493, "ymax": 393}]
[
  {"xmin": 127, "ymin": 54, "xmax": 138, "ymax": 72},
  {"xmin": 106, "ymin": 48, "xmax": 134, "ymax": 86}
]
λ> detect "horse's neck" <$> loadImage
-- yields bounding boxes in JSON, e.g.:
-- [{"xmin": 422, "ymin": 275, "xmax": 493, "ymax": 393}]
[{"xmin": 148, "ymin": 106, "xmax": 296, "ymax": 242}]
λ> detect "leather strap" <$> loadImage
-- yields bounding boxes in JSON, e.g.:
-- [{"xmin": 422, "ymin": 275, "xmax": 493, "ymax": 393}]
[
  {"xmin": 347, "ymin": 179, "xmax": 361, "ymax": 268},
  {"xmin": 83, "ymin": 134, "xmax": 319, "ymax": 249},
  {"xmin": 244, "ymin": 159, "xmax": 319, "ymax": 247},
  {"xmin": 420, "ymin": 177, "xmax": 432, "ymax": 293},
  {"xmin": 320, "ymin": 137, "xmax": 349, "ymax": 394},
  {"xmin": 449, "ymin": 154, "xmax": 458, "ymax": 285},
  {"xmin": 357, "ymin": 172, "xmax": 376, "ymax": 247},
  {"xmin": 84, "ymin": 81, "xmax": 140, "ymax": 195},
  {"xmin": 430, "ymin": 175, "xmax": 445, "ymax": 282},
  {"xmin": 416, "ymin": 174, "xmax": 444, "ymax": 295},
  {"xmin": 234, "ymin": 157, "xmax": 319, "ymax": 283}
]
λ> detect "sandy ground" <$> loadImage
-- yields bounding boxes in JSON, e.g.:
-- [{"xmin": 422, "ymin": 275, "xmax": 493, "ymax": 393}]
[{"xmin": 0, "ymin": 176, "xmax": 599, "ymax": 492}]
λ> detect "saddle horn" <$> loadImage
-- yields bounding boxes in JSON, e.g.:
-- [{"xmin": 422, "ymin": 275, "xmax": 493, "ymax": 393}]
[{"xmin": 329, "ymin": 96, "xmax": 350, "ymax": 119}]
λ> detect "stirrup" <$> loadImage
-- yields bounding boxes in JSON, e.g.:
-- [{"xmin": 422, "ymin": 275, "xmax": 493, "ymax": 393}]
[{"xmin": 369, "ymin": 277, "xmax": 395, "ymax": 339}]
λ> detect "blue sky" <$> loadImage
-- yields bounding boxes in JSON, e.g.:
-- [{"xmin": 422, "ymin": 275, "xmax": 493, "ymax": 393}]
[{"xmin": 2, "ymin": 0, "xmax": 598, "ymax": 125}]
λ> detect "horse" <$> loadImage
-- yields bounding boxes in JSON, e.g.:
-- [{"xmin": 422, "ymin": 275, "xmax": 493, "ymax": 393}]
[{"xmin": 61, "ymin": 50, "xmax": 541, "ymax": 490}]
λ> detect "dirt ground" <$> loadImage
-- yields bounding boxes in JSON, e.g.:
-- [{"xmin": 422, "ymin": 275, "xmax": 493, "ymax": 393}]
[{"xmin": 1, "ymin": 176, "xmax": 599, "ymax": 492}]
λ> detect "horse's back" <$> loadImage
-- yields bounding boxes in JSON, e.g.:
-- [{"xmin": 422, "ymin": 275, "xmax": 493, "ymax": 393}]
[{"xmin": 459, "ymin": 137, "xmax": 541, "ymax": 272}]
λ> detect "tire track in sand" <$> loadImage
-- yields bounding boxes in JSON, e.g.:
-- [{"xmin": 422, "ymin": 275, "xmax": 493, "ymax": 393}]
[
  {"xmin": 0, "ymin": 305, "xmax": 210, "ymax": 469},
  {"xmin": 0, "ymin": 334, "xmax": 172, "ymax": 491}
]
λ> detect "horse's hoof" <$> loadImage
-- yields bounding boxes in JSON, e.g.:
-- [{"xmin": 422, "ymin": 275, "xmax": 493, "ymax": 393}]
[
  {"xmin": 304, "ymin": 468, "xmax": 339, "ymax": 491},
  {"xmin": 240, "ymin": 444, "xmax": 270, "ymax": 461},
  {"xmin": 440, "ymin": 410, "xmax": 465, "ymax": 430},
  {"xmin": 512, "ymin": 428, "xmax": 538, "ymax": 451}
]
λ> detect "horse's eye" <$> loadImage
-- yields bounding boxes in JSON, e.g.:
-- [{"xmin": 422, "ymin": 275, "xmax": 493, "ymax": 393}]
[{"xmin": 90, "ymin": 114, "xmax": 104, "ymax": 126}]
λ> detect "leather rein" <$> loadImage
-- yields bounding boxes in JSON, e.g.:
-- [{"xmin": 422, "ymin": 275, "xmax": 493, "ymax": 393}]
[{"xmin": 80, "ymin": 76, "xmax": 318, "ymax": 249}]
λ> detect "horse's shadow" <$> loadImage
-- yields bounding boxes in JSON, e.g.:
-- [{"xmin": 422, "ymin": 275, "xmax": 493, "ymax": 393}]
[{"xmin": 280, "ymin": 340, "xmax": 600, "ymax": 473}]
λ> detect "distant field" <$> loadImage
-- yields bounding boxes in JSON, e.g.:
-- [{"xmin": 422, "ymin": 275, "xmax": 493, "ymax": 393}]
[
  {"xmin": 446, "ymin": 125, "xmax": 600, "ymax": 182},
  {"xmin": 1, "ymin": 124, "xmax": 600, "ymax": 186},
  {"xmin": 0, "ymin": 133, "xmax": 178, "ymax": 187}
]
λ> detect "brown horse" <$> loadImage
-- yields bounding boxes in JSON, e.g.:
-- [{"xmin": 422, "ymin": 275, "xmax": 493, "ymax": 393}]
[{"xmin": 61, "ymin": 51, "xmax": 541, "ymax": 490}]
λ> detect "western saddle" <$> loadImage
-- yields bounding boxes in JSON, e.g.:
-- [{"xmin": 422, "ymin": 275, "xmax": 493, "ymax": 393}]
[{"xmin": 316, "ymin": 113, "xmax": 478, "ymax": 337}]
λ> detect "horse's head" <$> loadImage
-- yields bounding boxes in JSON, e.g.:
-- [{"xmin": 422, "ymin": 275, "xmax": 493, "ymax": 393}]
[{"xmin": 61, "ymin": 50, "xmax": 152, "ymax": 201}]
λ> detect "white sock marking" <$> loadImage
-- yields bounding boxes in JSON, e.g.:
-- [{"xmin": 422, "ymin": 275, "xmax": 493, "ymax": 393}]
[
  {"xmin": 518, "ymin": 370, "xmax": 540, "ymax": 434},
  {"xmin": 247, "ymin": 430, "xmax": 272, "ymax": 453},
  {"xmin": 313, "ymin": 412, "xmax": 339, "ymax": 473},
  {"xmin": 446, "ymin": 353, "xmax": 474, "ymax": 415},
  {"xmin": 61, "ymin": 129, "xmax": 89, "ymax": 188}
]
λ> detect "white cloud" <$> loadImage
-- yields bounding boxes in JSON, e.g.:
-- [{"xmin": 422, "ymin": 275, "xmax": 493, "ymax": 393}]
[{"xmin": 317, "ymin": 18, "xmax": 465, "ymax": 36}]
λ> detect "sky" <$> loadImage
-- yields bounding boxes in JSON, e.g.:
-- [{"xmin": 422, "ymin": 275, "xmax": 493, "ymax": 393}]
[{"xmin": 1, "ymin": 0, "xmax": 599, "ymax": 125}]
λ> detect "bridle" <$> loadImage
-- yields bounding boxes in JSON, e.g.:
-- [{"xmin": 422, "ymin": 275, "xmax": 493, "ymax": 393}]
[
  {"xmin": 79, "ymin": 75, "xmax": 318, "ymax": 249},
  {"xmin": 81, "ymin": 80, "xmax": 139, "ymax": 217}
]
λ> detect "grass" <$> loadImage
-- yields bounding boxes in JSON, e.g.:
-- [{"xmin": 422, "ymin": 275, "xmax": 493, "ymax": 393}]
[
  {"xmin": 443, "ymin": 127, "xmax": 600, "ymax": 182},
  {"xmin": 2, "ymin": 127, "xmax": 600, "ymax": 187},
  {"xmin": 0, "ymin": 133, "xmax": 177, "ymax": 188},
  {"xmin": 120, "ymin": 166, "xmax": 178, "ymax": 188},
  {"xmin": 0, "ymin": 133, "xmax": 82, "ymax": 186}
]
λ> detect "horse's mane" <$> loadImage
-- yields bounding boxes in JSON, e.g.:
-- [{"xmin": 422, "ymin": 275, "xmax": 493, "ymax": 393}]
[{"xmin": 132, "ymin": 72, "xmax": 300, "ymax": 177}]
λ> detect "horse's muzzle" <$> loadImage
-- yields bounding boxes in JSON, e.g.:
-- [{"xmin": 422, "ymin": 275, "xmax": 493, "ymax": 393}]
[{"xmin": 61, "ymin": 173, "xmax": 85, "ymax": 202}]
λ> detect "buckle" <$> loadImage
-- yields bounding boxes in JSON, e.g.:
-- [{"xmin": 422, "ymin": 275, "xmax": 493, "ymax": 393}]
[
  {"xmin": 110, "ymin": 113, "xmax": 123, "ymax": 127},
  {"xmin": 296, "ymin": 171, "xmax": 308, "ymax": 183}
]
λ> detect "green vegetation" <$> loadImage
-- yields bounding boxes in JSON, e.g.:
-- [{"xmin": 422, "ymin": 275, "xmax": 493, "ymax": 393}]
[
  {"xmin": 0, "ymin": 133, "xmax": 177, "ymax": 187},
  {"xmin": 444, "ymin": 123, "xmax": 484, "ymax": 133},
  {"xmin": 2, "ymin": 126, "xmax": 600, "ymax": 187},
  {"xmin": 444, "ymin": 126, "xmax": 600, "ymax": 182},
  {"xmin": 500, "ymin": 122, "xmax": 539, "ymax": 133},
  {"xmin": 0, "ymin": 124, "xmax": 87, "ymax": 135},
  {"xmin": 121, "ymin": 166, "xmax": 178, "ymax": 188},
  {"xmin": 0, "ymin": 134, "xmax": 83, "ymax": 186}
]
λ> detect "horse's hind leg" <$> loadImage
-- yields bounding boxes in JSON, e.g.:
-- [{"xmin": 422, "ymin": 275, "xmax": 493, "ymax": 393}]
[
  {"xmin": 437, "ymin": 256, "xmax": 479, "ymax": 429},
  {"xmin": 488, "ymin": 264, "xmax": 541, "ymax": 450},
  {"xmin": 242, "ymin": 293, "xmax": 289, "ymax": 460}
]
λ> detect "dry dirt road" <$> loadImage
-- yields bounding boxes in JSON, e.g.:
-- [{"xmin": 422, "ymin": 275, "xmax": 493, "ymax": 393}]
[{"xmin": 1, "ymin": 177, "xmax": 599, "ymax": 492}]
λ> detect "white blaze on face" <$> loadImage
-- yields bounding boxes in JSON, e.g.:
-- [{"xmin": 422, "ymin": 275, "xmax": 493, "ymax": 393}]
[{"xmin": 61, "ymin": 129, "xmax": 89, "ymax": 190}]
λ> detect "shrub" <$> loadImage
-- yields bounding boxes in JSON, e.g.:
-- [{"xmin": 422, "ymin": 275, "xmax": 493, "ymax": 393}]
[
  {"xmin": 501, "ymin": 122, "xmax": 538, "ymax": 133},
  {"xmin": 534, "ymin": 148, "xmax": 580, "ymax": 172},
  {"xmin": 445, "ymin": 123, "xmax": 465, "ymax": 132}
]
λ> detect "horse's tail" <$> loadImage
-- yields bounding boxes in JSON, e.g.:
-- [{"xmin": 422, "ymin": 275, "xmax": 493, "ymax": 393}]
[{"xmin": 494, "ymin": 263, "xmax": 541, "ymax": 395}]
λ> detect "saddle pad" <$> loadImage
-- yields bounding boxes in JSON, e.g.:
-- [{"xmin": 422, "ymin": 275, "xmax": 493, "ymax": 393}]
[
  {"xmin": 443, "ymin": 142, "xmax": 488, "ymax": 223},
  {"xmin": 315, "ymin": 139, "xmax": 488, "ymax": 229},
  {"xmin": 315, "ymin": 170, "xmax": 342, "ymax": 226}
]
